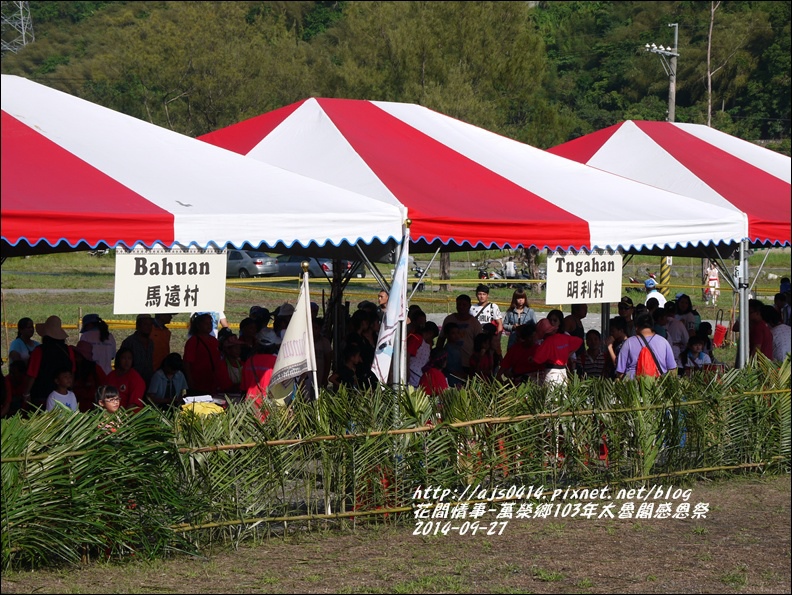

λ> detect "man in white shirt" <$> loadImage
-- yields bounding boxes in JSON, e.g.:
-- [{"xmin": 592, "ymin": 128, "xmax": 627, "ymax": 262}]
[
  {"xmin": 644, "ymin": 278, "xmax": 667, "ymax": 307},
  {"xmin": 470, "ymin": 284, "xmax": 504, "ymax": 358},
  {"xmin": 470, "ymin": 284, "xmax": 503, "ymax": 333}
]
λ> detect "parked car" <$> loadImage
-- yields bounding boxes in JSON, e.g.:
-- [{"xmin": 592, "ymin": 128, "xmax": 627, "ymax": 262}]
[
  {"xmin": 275, "ymin": 255, "xmax": 367, "ymax": 278},
  {"xmin": 276, "ymin": 254, "xmax": 333, "ymax": 278},
  {"xmin": 226, "ymin": 250, "xmax": 279, "ymax": 278},
  {"xmin": 345, "ymin": 260, "xmax": 366, "ymax": 278}
]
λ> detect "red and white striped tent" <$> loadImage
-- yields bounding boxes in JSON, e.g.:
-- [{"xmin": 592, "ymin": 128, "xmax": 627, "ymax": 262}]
[
  {"xmin": 198, "ymin": 98, "xmax": 746, "ymax": 255},
  {"xmin": 548, "ymin": 120, "xmax": 791, "ymax": 248},
  {"xmin": 1, "ymin": 76, "xmax": 405, "ymax": 258},
  {"xmin": 550, "ymin": 120, "xmax": 791, "ymax": 368}
]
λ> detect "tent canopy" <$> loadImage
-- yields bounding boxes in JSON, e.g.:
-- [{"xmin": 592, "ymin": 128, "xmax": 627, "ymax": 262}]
[
  {"xmin": 1, "ymin": 76, "xmax": 404, "ymax": 258},
  {"xmin": 199, "ymin": 98, "xmax": 746, "ymax": 255},
  {"xmin": 548, "ymin": 120, "xmax": 791, "ymax": 248}
]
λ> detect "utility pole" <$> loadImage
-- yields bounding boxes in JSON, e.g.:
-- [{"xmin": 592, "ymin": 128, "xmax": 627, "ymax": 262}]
[{"xmin": 645, "ymin": 23, "xmax": 679, "ymax": 122}]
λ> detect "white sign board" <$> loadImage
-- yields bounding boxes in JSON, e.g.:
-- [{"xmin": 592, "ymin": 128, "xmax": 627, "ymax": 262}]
[
  {"xmin": 545, "ymin": 251, "xmax": 623, "ymax": 304},
  {"xmin": 114, "ymin": 245, "xmax": 227, "ymax": 314}
]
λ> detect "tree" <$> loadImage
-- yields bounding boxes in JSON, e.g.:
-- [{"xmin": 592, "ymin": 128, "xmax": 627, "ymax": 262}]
[{"xmin": 315, "ymin": 1, "xmax": 558, "ymax": 145}]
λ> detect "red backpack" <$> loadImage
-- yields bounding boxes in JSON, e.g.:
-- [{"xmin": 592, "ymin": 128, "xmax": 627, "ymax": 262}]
[{"xmin": 635, "ymin": 335, "xmax": 662, "ymax": 378}]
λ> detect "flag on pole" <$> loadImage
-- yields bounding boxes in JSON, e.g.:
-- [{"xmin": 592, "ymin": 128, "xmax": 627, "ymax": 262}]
[
  {"xmin": 372, "ymin": 234, "xmax": 409, "ymax": 384},
  {"xmin": 268, "ymin": 271, "xmax": 317, "ymax": 405}
]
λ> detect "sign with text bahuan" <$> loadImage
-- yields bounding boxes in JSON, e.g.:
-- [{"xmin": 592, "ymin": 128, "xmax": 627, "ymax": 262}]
[
  {"xmin": 113, "ymin": 245, "xmax": 227, "ymax": 314},
  {"xmin": 545, "ymin": 251, "xmax": 622, "ymax": 305}
]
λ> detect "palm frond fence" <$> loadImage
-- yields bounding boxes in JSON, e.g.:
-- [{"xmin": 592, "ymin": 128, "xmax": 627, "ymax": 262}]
[{"xmin": 2, "ymin": 355, "xmax": 789, "ymax": 569}]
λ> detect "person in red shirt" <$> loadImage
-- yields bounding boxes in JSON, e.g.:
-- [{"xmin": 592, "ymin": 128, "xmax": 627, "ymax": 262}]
[
  {"xmin": 748, "ymin": 299, "xmax": 773, "ymax": 359},
  {"xmin": 105, "ymin": 347, "xmax": 146, "ymax": 412},
  {"xmin": 469, "ymin": 333, "xmax": 496, "ymax": 380},
  {"xmin": 498, "ymin": 322, "xmax": 543, "ymax": 384},
  {"xmin": 241, "ymin": 344, "xmax": 278, "ymax": 396},
  {"xmin": 532, "ymin": 318, "xmax": 583, "ymax": 388},
  {"xmin": 72, "ymin": 340, "xmax": 107, "ymax": 412},
  {"xmin": 183, "ymin": 313, "xmax": 222, "ymax": 395}
]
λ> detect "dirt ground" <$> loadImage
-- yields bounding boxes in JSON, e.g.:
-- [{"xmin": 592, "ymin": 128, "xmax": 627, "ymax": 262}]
[{"xmin": 2, "ymin": 474, "xmax": 789, "ymax": 594}]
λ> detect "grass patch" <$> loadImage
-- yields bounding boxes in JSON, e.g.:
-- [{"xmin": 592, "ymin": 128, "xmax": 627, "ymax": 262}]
[
  {"xmin": 722, "ymin": 565, "xmax": 749, "ymax": 589},
  {"xmin": 392, "ymin": 574, "xmax": 467, "ymax": 593},
  {"xmin": 532, "ymin": 566, "xmax": 564, "ymax": 582},
  {"xmin": 543, "ymin": 522, "xmax": 566, "ymax": 535}
]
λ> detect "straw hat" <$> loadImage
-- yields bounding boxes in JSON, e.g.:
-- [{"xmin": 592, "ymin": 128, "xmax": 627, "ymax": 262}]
[{"xmin": 35, "ymin": 315, "xmax": 68, "ymax": 340}]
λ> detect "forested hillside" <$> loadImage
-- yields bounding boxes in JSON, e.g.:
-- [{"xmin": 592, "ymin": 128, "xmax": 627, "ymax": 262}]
[{"xmin": 2, "ymin": 1, "xmax": 789, "ymax": 152}]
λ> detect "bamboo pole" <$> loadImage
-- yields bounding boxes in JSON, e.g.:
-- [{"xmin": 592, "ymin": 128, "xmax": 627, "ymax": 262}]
[{"xmin": 2, "ymin": 389, "xmax": 788, "ymax": 463}]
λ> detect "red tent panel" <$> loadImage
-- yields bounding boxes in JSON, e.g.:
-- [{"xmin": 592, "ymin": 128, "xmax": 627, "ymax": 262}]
[{"xmin": 1, "ymin": 112, "xmax": 174, "ymax": 249}]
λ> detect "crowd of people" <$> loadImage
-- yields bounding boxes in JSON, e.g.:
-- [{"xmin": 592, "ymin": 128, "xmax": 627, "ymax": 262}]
[
  {"xmin": 2, "ymin": 278, "xmax": 790, "ymax": 417},
  {"xmin": 404, "ymin": 280, "xmax": 792, "ymax": 396},
  {"xmin": 0, "ymin": 305, "xmax": 289, "ymax": 416}
]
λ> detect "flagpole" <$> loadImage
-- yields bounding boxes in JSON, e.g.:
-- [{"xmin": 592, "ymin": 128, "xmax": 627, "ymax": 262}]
[
  {"xmin": 302, "ymin": 263, "xmax": 320, "ymax": 402},
  {"xmin": 398, "ymin": 223, "xmax": 411, "ymax": 386},
  {"xmin": 371, "ymin": 220, "xmax": 410, "ymax": 389}
]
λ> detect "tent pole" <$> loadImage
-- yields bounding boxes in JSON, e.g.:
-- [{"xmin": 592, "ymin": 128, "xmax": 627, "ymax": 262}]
[
  {"xmin": 355, "ymin": 244, "xmax": 390, "ymax": 291},
  {"xmin": 737, "ymin": 239, "xmax": 750, "ymax": 368},
  {"xmin": 601, "ymin": 303, "xmax": 610, "ymax": 344},
  {"xmin": 748, "ymin": 248, "xmax": 771, "ymax": 296},
  {"xmin": 409, "ymin": 247, "xmax": 440, "ymax": 302}
]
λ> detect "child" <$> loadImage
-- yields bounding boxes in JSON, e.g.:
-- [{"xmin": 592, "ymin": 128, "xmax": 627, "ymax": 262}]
[
  {"xmin": 683, "ymin": 336, "xmax": 712, "ymax": 374},
  {"xmin": 409, "ymin": 321, "xmax": 438, "ymax": 387},
  {"xmin": 582, "ymin": 329, "xmax": 606, "ymax": 379},
  {"xmin": 96, "ymin": 385, "xmax": 122, "ymax": 414},
  {"xmin": 696, "ymin": 322, "xmax": 715, "ymax": 361},
  {"xmin": 419, "ymin": 348, "xmax": 450, "ymax": 396},
  {"xmin": 335, "ymin": 343, "xmax": 374, "ymax": 390},
  {"xmin": 147, "ymin": 352, "xmax": 189, "ymax": 409},
  {"xmin": 46, "ymin": 368, "xmax": 78, "ymax": 412},
  {"xmin": 96, "ymin": 385, "xmax": 121, "ymax": 433},
  {"xmin": 469, "ymin": 332, "xmax": 495, "ymax": 380},
  {"xmin": 2, "ymin": 360, "xmax": 28, "ymax": 417}
]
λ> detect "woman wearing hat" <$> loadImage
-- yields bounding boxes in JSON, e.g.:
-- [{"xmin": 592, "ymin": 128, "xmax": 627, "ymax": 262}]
[
  {"xmin": 23, "ymin": 316, "xmax": 75, "ymax": 412},
  {"xmin": 644, "ymin": 278, "xmax": 666, "ymax": 308}
]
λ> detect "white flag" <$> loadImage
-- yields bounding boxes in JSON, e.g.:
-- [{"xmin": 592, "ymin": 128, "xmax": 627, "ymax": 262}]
[
  {"xmin": 268, "ymin": 272, "xmax": 317, "ymax": 405},
  {"xmin": 372, "ymin": 237, "xmax": 409, "ymax": 384}
]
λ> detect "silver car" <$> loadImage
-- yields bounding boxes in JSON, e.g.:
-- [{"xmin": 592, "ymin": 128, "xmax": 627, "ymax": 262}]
[
  {"xmin": 226, "ymin": 250, "xmax": 279, "ymax": 278},
  {"xmin": 275, "ymin": 254, "xmax": 333, "ymax": 278}
]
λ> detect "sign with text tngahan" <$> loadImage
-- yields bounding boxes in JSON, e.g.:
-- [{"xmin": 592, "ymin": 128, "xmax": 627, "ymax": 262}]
[
  {"xmin": 114, "ymin": 246, "xmax": 226, "ymax": 314},
  {"xmin": 545, "ymin": 251, "xmax": 622, "ymax": 305}
]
